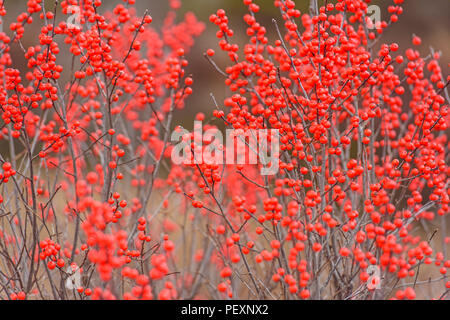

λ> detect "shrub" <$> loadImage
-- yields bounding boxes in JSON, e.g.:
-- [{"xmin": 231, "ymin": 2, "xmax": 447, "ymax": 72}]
[{"xmin": 0, "ymin": 0, "xmax": 448, "ymax": 300}]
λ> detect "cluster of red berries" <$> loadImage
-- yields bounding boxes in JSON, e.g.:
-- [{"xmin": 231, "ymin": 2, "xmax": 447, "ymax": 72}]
[
  {"xmin": 167, "ymin": 0, "xmax": 449, "ymax": 300},
  {"xmin": 0, "ymin": 0, "xmax": 448, "ymax": 300}
]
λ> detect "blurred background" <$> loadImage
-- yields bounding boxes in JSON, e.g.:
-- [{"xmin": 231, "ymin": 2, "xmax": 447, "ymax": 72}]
[{"xmin": 1, "ymin": 0, "xmax": 449, "ymax": 128}]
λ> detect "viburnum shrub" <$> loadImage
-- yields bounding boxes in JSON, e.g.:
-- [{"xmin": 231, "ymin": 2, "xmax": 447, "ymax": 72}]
[{"xmin": 0, "ymin": 0, "xmax": 448, "ymax": 300}]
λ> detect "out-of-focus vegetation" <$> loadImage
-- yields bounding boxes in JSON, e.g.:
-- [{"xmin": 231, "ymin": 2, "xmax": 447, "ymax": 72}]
[{"xmin": 3, "ymin": 0, "xmax": 449, "ymax": 130}]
